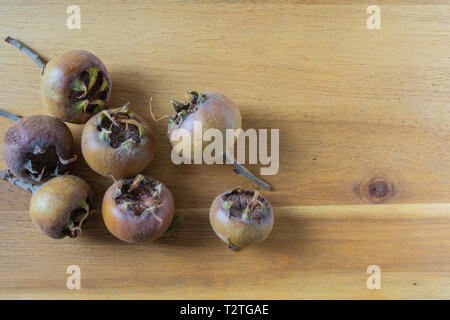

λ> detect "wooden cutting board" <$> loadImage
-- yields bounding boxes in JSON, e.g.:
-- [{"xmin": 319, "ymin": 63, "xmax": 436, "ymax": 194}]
[{"xmin": 0, "ymin": 0, "xmax": 448, "ymax": 299}]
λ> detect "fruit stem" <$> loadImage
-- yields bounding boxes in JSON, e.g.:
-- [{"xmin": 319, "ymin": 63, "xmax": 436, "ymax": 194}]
[
  {"xmin": 0, "ymin": 109, "xmax": 22, "ymax": 122},
  {"xmin": 0, "ymin": 169, "xmax": 40, "ymax": 193},
  {"xmin": 224, "ymin": 153, "xmax": 271, "ymax": 190},
  {"xmin": 5, "ymin": 37, "xmax": 46, "ymax": 73}
]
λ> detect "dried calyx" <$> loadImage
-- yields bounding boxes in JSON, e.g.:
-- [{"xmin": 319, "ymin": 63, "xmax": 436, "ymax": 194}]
[
  {"xmin": 64, "ymin": 199, "xmax": 91, "ymax": 238},
  {"xmin": 222, "ymin": 187, "xmax": 270, "ymax": 222},
  {"xmin": 113, "ymin": 174, "xmax": 164, "ymax": 222},
  {"xmin": 23, "ymin": 145, "xmax": 77, "ymax": 182},
  {"xmin": 151, "ymin": 91, "xmax": 207, "ymax": 128},
  {"xmin": 70, "ymin": 66, "xmax": 109, "ymax": 114},
  {"xmin": 96, "ymin": 104, "xmax": 144, "ymax": 150}
]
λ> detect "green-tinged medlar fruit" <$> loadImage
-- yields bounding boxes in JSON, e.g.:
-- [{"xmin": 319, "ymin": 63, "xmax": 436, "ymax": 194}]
[
  {"xmin": 6, "ymin": 37, "xmax": 111, "ymax": 124},
  {"xmin": 152, "ymin": 91, "xmax": 270, "ymax": 190},
  {"xmin": 102, "ymin": 174, "xmax": 174, "ymax": 243},
  {"xmin": 209, "ymin": 187, "xmax": 274, "ymax": 250},
  {"xmin": 2, "ymin": 114, "xmax": 77, "ymax": 184},
  {"xmin": 29, "ymin": 175, "xmax": 94, "ymax": 239},
  {"xmin": 81, "ymin": 104, "xmax": 155, "ymax": 179}
]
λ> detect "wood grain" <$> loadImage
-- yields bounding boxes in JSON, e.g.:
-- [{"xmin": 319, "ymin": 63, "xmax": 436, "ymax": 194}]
[
  {"xmin": 1, "ymin": 204, "xmax": 449, "ymax": 299},
  {"xmin": 0, "ymin": 1, "xmax": 448, "ymax": 299}
]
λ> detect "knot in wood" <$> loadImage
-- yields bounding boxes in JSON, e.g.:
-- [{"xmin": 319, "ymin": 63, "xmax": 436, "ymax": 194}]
[{"xmin": 359, "ymin": 176, "xmax": 393, "ymax": 204}]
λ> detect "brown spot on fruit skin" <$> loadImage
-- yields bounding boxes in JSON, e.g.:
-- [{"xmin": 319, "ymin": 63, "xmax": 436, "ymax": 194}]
[
  {"xmin": 102, "ymin": 176, "xmax": 174, "ymax": 243},
  {"xmin": 359, "ymin": 176, "xmax": 394, "ymax": 204},
  {"xmin": 41, "ymin": 50, "xmax": 111, "ymax": 124},
  {"xmin": 2, "ymin": 115, "xmax": 75, "ymax": 184}
]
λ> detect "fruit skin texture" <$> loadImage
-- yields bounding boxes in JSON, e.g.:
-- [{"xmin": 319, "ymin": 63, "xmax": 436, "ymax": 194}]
[
  {"xmin": 102, "ymin": 176, "xmax": 174, "ymax": 243},
  {"xmin": 2, "ymin": 115, "xmax": 75, "ymax": 184},
  {"xmin": 81, "ymin": 109, "xmax": 155, "ymax": 179},
  {"xmin": 168, "ymin": 92, "xmax": 242, "ymax": 161},
  {"xmin": 29, "ymin": 175, "xmax": 94, "ymax": 239},
  {"xmin": 41, "ymin": 50, "xmax": 112, "ymax": 124},
  {"xmin": 209, "ymin": 189, "xmax": 274, "ymax": 249}
]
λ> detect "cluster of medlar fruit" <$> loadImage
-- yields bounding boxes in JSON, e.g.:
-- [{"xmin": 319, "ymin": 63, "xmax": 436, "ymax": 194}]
[{"xmin": 1, "ymin": 37, "xmax": 274, "ymax": 250}]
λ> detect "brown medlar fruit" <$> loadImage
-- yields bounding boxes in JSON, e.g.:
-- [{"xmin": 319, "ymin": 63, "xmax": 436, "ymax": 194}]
[
  {"xmin": 2, "ymin": 113, "xmax": 76, "ymax": 184},
  {"xmin": 81, "ymin": 104, "xmax": 155, "ymax": 179},
  {"xmin": 29, "ymin": 175, "xmax": 94, "ymax": 239},
  {"xmin": 102, "ymin": 174, "xmax": 175, "ymax": 243},
  {"xmin": 209, "ymin": 187, "xmax": 274, "ymax": 250},
  {"xmin": 167, "ymin": 91, "xmax": 241, "ymax": 161},
  {"xmin": 152, "ymin": 91, "xmax": 270, "ymax": 189},
  {"xmin": 5, "ymin": 37, "xmax": 111, "ymax": 124}
]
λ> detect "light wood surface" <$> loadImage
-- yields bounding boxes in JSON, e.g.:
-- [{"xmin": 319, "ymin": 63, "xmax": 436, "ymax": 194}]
[{"xmin": 0, "ymin": 0, "xmax": 449, "ymax": 299}]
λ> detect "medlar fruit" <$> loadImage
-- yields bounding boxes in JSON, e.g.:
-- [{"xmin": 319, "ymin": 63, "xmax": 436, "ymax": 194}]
[
  {"xmin": 81, "ymin": 104, "xmax": 155, "ymax": 179},
  {"xmin": 2, "ymin": 113, "xmax": 77, "ymax": 184},
  {"xmin": 102, "ymin": 174, "xmax": 175, "ymax": 243},
  {"xmin": 5, "ymin": 37, "xmax": 111, "ymax": 124},
  {"xmin": 209, "ymin": 187, "xmax": 274, "ymax": 250},
  {"xmin": 166, "ymin": 91, "xmax": 241, "ymax": 161},
  {"xmin": 29, "ymin": 175, "xmax": 94, "ymax": 239},
  {"xmin": 152, "ymin": 91, "xmax": 270, "ymax": 190}
]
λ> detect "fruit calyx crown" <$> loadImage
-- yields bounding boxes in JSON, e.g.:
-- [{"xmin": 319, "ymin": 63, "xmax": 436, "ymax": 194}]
[
  {"xmin": 149, "ymin": 91, "xmax": 207, "ymax": 130},
  {"xmin": 113, "ymin": 175, "xmax": 164, "ymax": 222},
  {"xmin": 222, "ymin": 187, "xmax": 270, "ymax": 222},
  {"xmin": 24, "ymin": 145, "xmax": 77, "ymax": 182},
  {"xmin": 71, "ymin": 66, "xmax": 109, "ymax": 114},
  {"xmin": 64, "ymin": 199, "xmax": 90, "ymax": 238},
  {"xmin": 96, "ymin": 103, "xmax": 144, "ymax": 151},
  {"xmin": 169, "ymin": 91, "xmax": 206, "ymax": 127}
]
